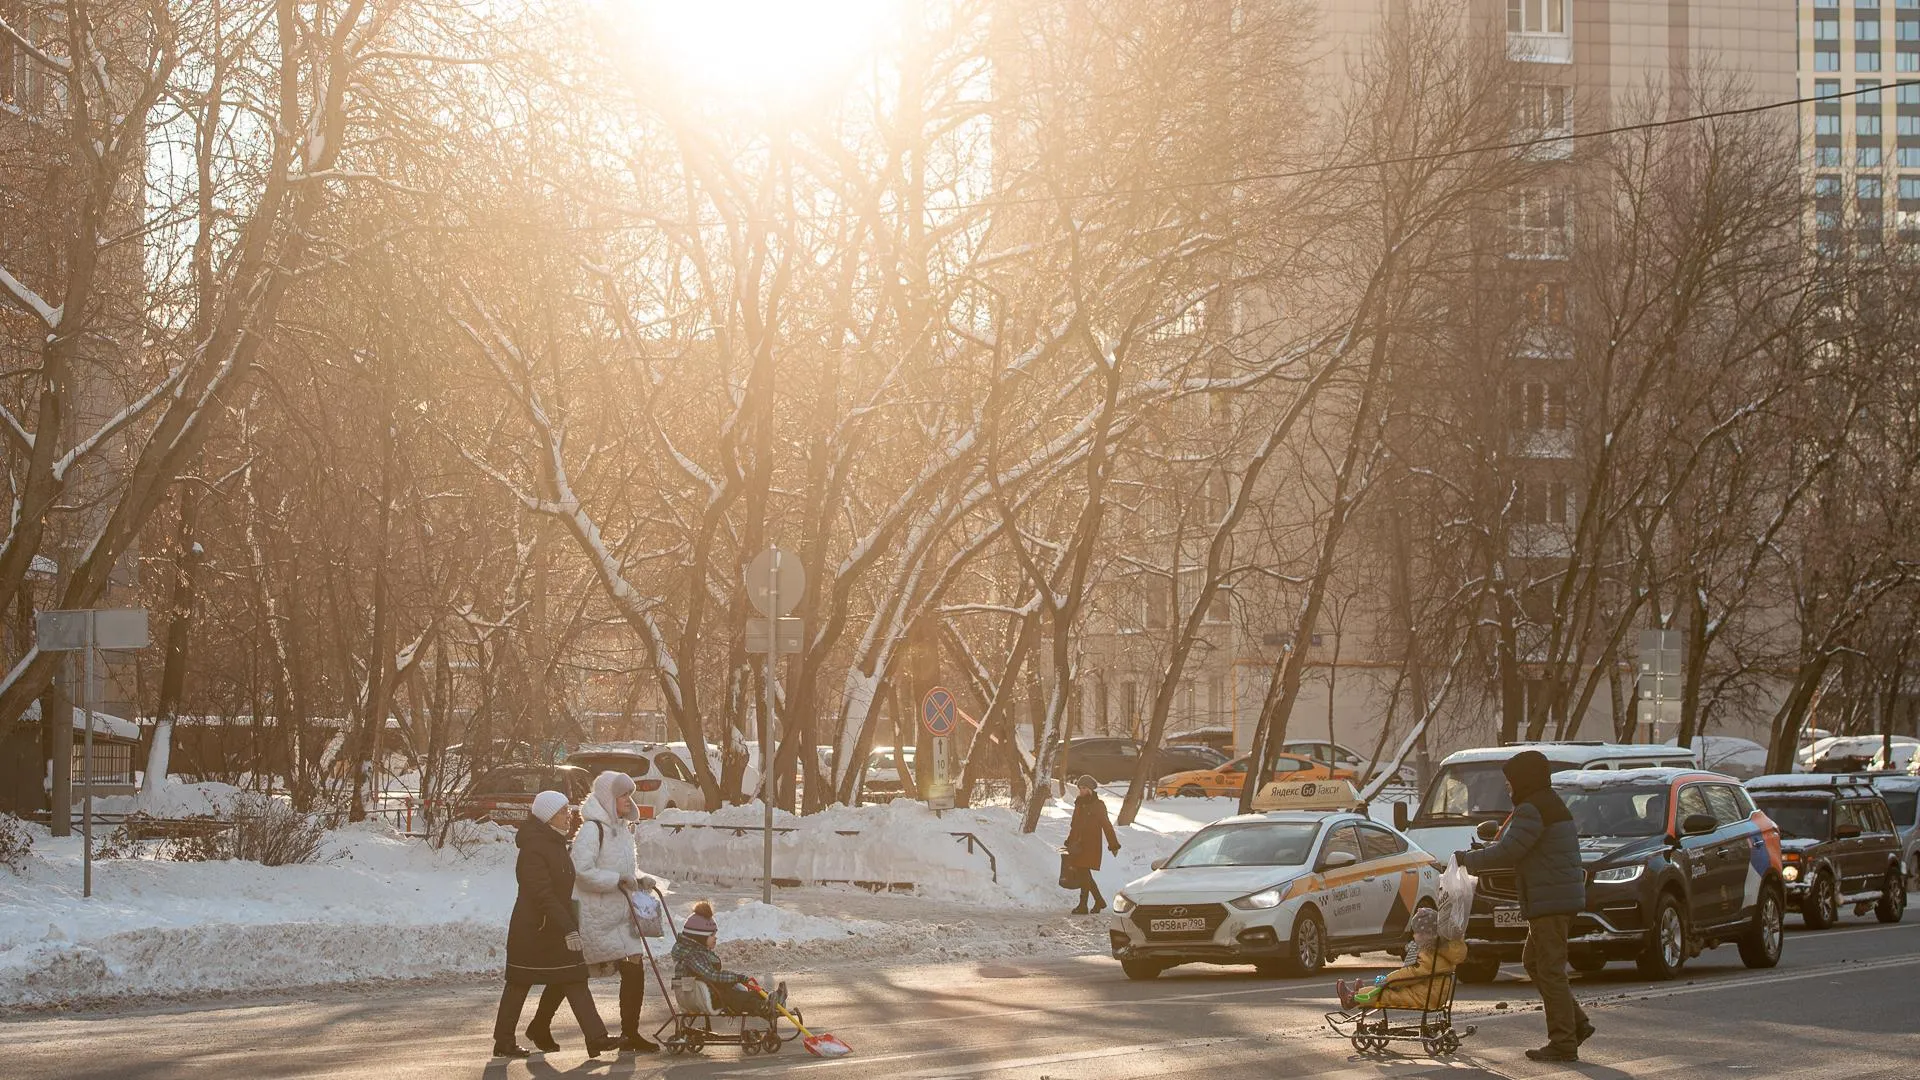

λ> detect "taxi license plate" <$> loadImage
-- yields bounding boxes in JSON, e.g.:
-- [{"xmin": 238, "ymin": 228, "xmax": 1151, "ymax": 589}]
[
  {"xmin": 1150, "ymin": 917, "xmax": 1208, "ymax": 933},
  {"xmin": 1493, "ymin": 908, "xmax": 1526, "ymax": 928}
]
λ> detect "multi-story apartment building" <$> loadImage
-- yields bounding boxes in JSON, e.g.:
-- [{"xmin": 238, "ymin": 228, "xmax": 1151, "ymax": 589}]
[{"xmin": 1802, "ymin": 0, "xmax": 1920, "ymax": 251}]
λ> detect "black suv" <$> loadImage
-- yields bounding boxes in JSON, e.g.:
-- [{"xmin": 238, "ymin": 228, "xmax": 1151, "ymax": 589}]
[
  {"xmin": 1462, "ymin": 768, "xmax": 1786, "ymax": 982},
  {"xmin": 1746, "ymin": 775, "xmax": 1907, "ymax": 928},
  {"xmin": 1059, "ymin": 738, "xmax": 1225, "ymax": 784}
]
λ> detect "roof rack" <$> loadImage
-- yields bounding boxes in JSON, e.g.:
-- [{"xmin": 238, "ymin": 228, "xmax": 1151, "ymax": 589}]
[{"xmin": 1745, "ymin": 773, "xmax": 1881, "ymax": 793}]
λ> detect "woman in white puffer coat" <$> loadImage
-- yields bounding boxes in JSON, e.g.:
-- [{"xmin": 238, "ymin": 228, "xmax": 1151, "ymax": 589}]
[{"xmin": 524, "ymin": 770, "xmax": 659, "ymax": 1054}]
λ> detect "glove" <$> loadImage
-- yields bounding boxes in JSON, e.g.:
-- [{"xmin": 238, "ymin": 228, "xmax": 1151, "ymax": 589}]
[
  {"xmin": 565, "ymin": 931, "xmax": 583, "ymax": 953},
  {"xmin": 619, "ymin": 874, "xmax": 640, "ymax": 891},
  {"xmin": 637, "ymin": 875, "xmax": 660, "ymax": 893},
  {"xmin": 1452, "ymin": 851, "xmax": 1472, "ymax": 867},
  {"xmin": 1109, "ymin": 843, "xmax": 1121, "ymax": 855}
]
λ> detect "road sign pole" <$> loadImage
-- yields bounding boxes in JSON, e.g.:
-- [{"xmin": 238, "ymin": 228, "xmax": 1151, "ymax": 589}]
[
  {"xmin": 763, "ymin": 556, "xmax": 777, "ymax": 907},
  {"xmin": 82, "ymin": 613, "xmax": 94, "ymax": 899}
]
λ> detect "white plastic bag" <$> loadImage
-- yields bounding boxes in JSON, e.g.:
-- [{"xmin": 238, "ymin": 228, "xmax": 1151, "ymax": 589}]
[
  {"xmin": 1436, "ymin": 858, "xmax": 1477, "ymax": 941},
  {"xmin": 628, "ymin": 889, "xmax": 665, "ymax": 938}
]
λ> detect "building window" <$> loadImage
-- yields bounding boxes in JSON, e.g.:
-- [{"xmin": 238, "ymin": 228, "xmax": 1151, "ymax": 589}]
[
  {"xmin": 1815, "ymin": 17, "xmax": 1841, "ymax": 39},
  {"xmin": 1861, "ymin": 111, "xmax": 1885, "ymax": 136},
  {"xmin": 1819, "ymin": 113, "xmax": 1843, "ymax": 136},
  {"xmin": 1518, "ymin": 480, "xmax": 1570, "ymax": 526},
  {"xmin": 1518, "ymin": 382, "xmax": 1569, "ymax": 431},
  {"xmin": 1900, "ymin": 51, "xmax": 1920, "ymax": 71},
  {"xmin": 1901, "ymin": 176, "xmax": 1920, "ymax": 200},
  {"xmin": 1517, "ymin": 83, "xmax": 1573, "ymax": 136},
  {"xmin": 1815, "ymin": 174, "xmax": 1844, "ymax": 198},
  {"xmin": 1860, "ymin": 175, "xmax": 1885, "ymax": 200},
  {"xmin": 1507, "ymin": 0, "xmax": 1567, "ymax": 33},
  {"xmin": 1901, "ymin": 84, "xmax": 1920, "ymax": 105},
  {"xmin": 1817, "ymin": 49, "xmax": 1842, "ymax": 71},
  {"xmin": 1816, "ymin": 208, "xmax": 1844, "ymax": 231},
  {"xmin": 1144, "ymin": 576, "xmax": 1170, "ymax": 630},
  {"xmin": 1901, "ymin": 114, "xmax": 1920, "ymax": 134},
  {"xmin": 1859, "ymin": 17, "xmax": 1883, "ymax": 42},
  {"xmin": 1509, "ymin": 189, "xmax": 1571, "ymax": 259},
  {"xmin": 1861, "ymin": 50, "xmax": 1884, "ymax": 71},
  {"xmin": 1899, "ymin": 17, "xmax": 1920, "ymax": 39},
  {"xmin": 1816, "ymin": 79, "xmax": 1844, "ymax": 101},
  {"xmin": 1860, "ymin": 80, "xmax": 1884, "ymax": 106},
  {"xmin": 1901, "ymin": 147, "xmax": 1920, "ymax": 167},
  {"xmin": 1521, "ymin": 281, "xmax": 1568, "ymax": 325},
  {"xmin": 1817, "ymin": 145, "xmax": 1844, "ymax": 166},
  {"xmin": 1862, "ymin": 145, "xmax": 1886, "ymax": 167}
]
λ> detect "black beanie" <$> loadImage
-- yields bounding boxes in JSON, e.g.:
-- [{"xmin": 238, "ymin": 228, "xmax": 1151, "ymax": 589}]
[{"xmin": 1503, "ymin": 750, "xmax": 1553, "ymax": 799}]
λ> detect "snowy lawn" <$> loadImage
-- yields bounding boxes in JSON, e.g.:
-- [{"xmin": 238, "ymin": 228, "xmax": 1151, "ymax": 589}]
[{"xmin": 0, "ymin": 786, "xmax": 1242, "ymax": 1009}]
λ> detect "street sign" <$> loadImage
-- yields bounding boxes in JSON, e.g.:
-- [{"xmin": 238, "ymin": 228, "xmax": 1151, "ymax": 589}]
[
  {"xmin": 37, "ymin": 609, "xmax": 150, "ymax": 652},
  {"xmin": 927, "ymin": 737, "xmax": 954, "ymax": 810},
  {"xmin": 922, "ymin": 686, "xmax": 957, "ymax": 738},
  {"xmin": 746, "ymin": 548, "xmax": 805, "ymax": 617},
  {"xmin": 745, "ymin": 617, "xmax": 804, "ymax": 655}
]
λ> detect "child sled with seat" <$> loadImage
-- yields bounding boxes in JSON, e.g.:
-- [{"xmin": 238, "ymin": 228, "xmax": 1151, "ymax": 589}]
[
  {"xmin": 1324, "ymin": 867, "xmax": 1478, "ymax": 1057},
  {"xmin": 647, "ymin": 898, "xmax": 850, "ymax": 1058}
]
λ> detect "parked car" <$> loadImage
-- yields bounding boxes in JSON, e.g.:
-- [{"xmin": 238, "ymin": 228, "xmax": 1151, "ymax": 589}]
[
  {"xmin": 1155, "ymin": 752, "xmax": 1353, "ymax": 799},
  {"xmin": 862, "ymin": 746, "xmax": 917, "ymax": 799},
  {"xmin": 1867, "ymin": 774, "xmax": 1920, "ymax": 888},
  {"xmin": 1867, "ymin": 742, "xmax": 1920, "ymax": 774},
  {"xmin": 455, "ymin": 764, "xmax": 592, "ymax": 823},
  {"xmin": 1399, "ymin": 741, "xmax": 1698, "ymax": 857},
  {"xmin": 1060, "ymin": 738, "xmax": 1226, "ymax": 785},
  {"xmin": 1799, "ymin": 735, "xmax": 1920, "ymax": 773},
  {"xmin": 1665, "ymin": 735, "xmax": 1770, "ymax": 781},
  {"xmin": 563, "ymin": 743, "xmax": 706, "ymax": 816},
  {"xmin": 1462, "ymin": 767, "xmax": 1785, "ymax": 982},
  {"xmin": 1746, "ymin": 774, "xmax": 1907, "ymax": 928}
]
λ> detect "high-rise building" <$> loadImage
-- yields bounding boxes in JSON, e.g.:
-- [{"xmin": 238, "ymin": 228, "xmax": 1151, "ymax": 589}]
[{"xmin": 1801, "ymin": 0, "xmax": 1920, "ymax": 252}]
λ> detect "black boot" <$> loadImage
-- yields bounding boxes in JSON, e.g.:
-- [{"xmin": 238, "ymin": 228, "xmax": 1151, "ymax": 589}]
[
  {"xmin": 620, "ymin": 1033, "xmax": 659, "ymax": 1053},
  {"xmin": 586, "ymin": 1035, "xmax": 625, "ymax": 1058},
  {"xmin": 493, "ymin": 1044, "xmax": 531, "ymax": 1059},
  {"xmin": 525, "ymin": 1023, "xmax": 559, "ymax": 1053}
]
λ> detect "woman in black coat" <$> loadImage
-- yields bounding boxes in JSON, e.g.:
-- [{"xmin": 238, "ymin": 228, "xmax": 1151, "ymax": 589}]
[
  {"xmin": 1063, "ymin": 775, "xmax": 1121, "ymax": 914},
  {"xmin": 491, "ymin": 791, "xmax": 622, "ymax": 1059}
]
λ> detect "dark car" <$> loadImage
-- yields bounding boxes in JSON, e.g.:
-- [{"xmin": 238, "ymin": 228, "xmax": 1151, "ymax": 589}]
[
  {"xmin": 1461, "ymin": 768, "xmax": 1785, "ymax": 982},
  {"xmin": 455, "ymin": 764, "xmax": 592, "ymax": 824},
  {"xmin": 1746, "ymin": 774, "xmax": 1908, "ymax": 929},
  {"xmin": 1060, "ymin": 738, "xmax": 1225, "ymax": 784}
]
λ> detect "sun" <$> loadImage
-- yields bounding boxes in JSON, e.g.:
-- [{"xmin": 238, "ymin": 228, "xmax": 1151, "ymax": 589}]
[{"xmin": 621, "ymin": 0, "xmax": 897, "ymax": 104}]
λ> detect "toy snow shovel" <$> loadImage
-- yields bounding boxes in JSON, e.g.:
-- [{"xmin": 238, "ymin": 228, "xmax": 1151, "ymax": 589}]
[{"xmin": 749, "ymin": 981, "xmax": 851, "ymax": 1057}]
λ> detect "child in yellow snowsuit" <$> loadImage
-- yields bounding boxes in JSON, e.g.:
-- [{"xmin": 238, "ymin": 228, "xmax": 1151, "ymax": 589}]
[{"xmin": 1337, "ymin": 907, "xmax": 1467, "ymax": 1011}]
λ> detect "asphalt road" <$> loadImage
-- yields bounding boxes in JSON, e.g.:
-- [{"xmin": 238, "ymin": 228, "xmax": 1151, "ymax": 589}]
[{"xmin": 6, "ymin": 908, "xmax": 1920, "ymax": 1080}]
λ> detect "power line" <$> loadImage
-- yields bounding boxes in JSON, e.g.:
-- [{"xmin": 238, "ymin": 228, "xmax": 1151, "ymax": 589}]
[{"xmin": 436, "ymin": 80, "xmax": 1897, "ymax": 234}]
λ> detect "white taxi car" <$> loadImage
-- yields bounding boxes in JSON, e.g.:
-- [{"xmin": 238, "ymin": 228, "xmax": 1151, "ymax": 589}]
[{"xmin": 1108, "ymin": 782, "xmax": 1440, "ymax": 980}]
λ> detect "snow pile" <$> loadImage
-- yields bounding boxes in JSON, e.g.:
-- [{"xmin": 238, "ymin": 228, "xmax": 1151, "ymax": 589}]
[
  {"xmin": 639, "ymin": 793, "xmax": 1223, "ymax": 908},
  {"xmin": 88, "ymin": 780, "xmax": 243, "ymax": 819}
]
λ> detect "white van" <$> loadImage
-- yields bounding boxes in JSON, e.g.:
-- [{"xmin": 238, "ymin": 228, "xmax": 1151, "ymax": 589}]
[{"xmin": 1396, "ymin": 742, "xmax": 1697, "ymax": 857}]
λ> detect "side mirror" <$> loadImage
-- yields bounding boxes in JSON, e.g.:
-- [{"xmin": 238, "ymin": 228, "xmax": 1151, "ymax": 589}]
[
  {"xmin": 1682, "ymin": 813, "xmax": 1718, "ymax": 837},
  {"xmin": 1150, "ymin": 859, "xmax": 1166, "ymax": 871},
  {"xmin": 1393, "ymin": 802, "xmax": 1411, "ymax": 831},
  {"xmin": 1836, "ymin": 823, "xmax": 1862, "ymax": 840},
  {"xmin": 1475, "ymin": 820, "xmax": 1502, "ymax": 843},
  {"xmin": 1321, "ymin": 850, "xmax": 1359, "ymax": 871}
]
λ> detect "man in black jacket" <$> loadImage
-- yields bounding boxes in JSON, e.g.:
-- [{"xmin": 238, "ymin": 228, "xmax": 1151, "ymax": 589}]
[{"xmin": 1457, "ymin": 751, "xmax": 1593, "ymax": 1063}]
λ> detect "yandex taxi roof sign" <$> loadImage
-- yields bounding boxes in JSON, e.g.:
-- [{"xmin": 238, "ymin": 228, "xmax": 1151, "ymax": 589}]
[{"xmin": 1250, "ymin": 778, "xmax": 1365, "ymax": 813}]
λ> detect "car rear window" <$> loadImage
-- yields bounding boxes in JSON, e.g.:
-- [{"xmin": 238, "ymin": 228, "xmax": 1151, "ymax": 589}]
[
  {"xmin": 1880, "ymin": 790, "xmax": 1918, "ymax": 826},
  {"xmin": 568, "ymin": 754, "xmax": 652, "ymax": 778},
  {"xmin": 474, "ymin": 768, "xmax": 544, "ymax": 795}
]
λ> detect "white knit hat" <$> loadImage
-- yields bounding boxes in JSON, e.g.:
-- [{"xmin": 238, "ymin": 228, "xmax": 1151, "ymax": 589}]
[{"xmin": 530, "ymin": 790, "xmax": 571, "ymax": 823}]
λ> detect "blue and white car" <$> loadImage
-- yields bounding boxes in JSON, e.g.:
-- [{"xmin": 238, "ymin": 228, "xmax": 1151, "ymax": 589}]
[{"xmin": 1108, "ymin": 800, "xmax": 1439, "ymax": 981}]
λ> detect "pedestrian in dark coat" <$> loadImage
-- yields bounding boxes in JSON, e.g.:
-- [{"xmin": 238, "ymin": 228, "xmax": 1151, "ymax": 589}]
[
  {"xmin": 491, "ymin": 790, "xmax": 622, "ymax": 1059},
  {"xmin": 1457, "ymin": 751, "xmax": 1593, "ymax": 1063},
  {"xmin": 1064, "ymin": 775, "xmax": 1121, "ymax": 914}
]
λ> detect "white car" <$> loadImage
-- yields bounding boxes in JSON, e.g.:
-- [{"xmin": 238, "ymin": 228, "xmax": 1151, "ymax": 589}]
[
  {"xmin": 564, "ymin": 743, "xmax": 707, "ymax": 816},
  {"xmin": 1108, "ymin": 810, "xmax": 1440, "ymax": 980}
]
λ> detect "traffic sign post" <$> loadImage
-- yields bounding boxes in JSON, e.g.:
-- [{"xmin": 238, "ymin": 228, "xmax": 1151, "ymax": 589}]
[
  {"xmin": 35, "ymin": 609, "xmax": 150, "ymax": 899},
  {"xmin": 922, "ymin": 686, "xmax": 957, "ymax": 810},
  {"xmin": 1635, "ymin": 629, "xmax": 1684, "ymax": 743},
  {"xmin": 745, "ymin": 549, "xmax": 804, "ymax": 904}
]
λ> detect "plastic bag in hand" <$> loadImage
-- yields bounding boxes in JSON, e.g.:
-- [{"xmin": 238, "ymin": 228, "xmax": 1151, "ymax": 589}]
[
  {"xmin": 628, "ymin": 890, "xmax": 665, "ymax": 938},
  {"xmin": 1436, "ymin": 857, "xmax": 1477, "ymax": 941}
]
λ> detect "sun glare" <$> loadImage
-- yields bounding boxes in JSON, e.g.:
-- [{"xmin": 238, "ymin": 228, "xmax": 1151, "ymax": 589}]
[{"xmin": 626, "ymin": 0, "xmax": 896, "ymax": 103}]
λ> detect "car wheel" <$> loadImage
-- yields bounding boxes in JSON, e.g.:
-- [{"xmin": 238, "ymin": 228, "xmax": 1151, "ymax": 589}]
[
  {"xmin": 1803, "ymin": 871, "xmax": 1839, "ymax": 929},
  {"xmin": 1120, "ymin": 959, "xmax": 1163, "ymax": 981},
  {"xmin": 1635, "ymin": 894, "xmax": 1688, "ymax": 980},
  {"xmin": 1738, "ymin": 885, "xmax": 1784, "ymax": 969},
  {"xmin": 1876, "ymin": 867, "xmax": 1907, "ymax": 924},
  {"xmin": 1456, "ymin": 956, "xmax": 1500, "ymax": 984},
  {"xmin": 1178, "ymin": 785, "xmax": 1206, "ymax": 798},
  {"xmin": 1280, "ymin": 908, "xmax": 1327, "ymax": 977}
]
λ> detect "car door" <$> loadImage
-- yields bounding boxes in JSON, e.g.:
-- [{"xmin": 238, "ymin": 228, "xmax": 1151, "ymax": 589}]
[
  {"xmin": 653, "ymin": 752, "xmax": 703, "ymax": 810},
  {"xmin": 1313, "ymin": 823, "xmax": 1367, "ymax": 939},
  {"xmin": 1355, "ymin": 824, "xmax": 1415, "ymax": 936},
  {"xmin": 1672, "ymin": 782, "xmax": 1721, "ymax": 919},
  {"xmin": 1834, "ymin": 800, "xmax": 1872, "ymax": 893},
  {"xmin": 1859, "ymin": 800, "xmax": 1899, "ymax": 892},
  {"xmin": 1698, "ymin": 783, "xmax": 1755, "ymax": 926}
]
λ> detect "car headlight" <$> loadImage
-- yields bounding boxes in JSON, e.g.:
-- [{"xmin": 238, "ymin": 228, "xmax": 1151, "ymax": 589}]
[
  {"xmin": 1782, "ymin": 865, "xmax": 1799, "ymax": 883},
  {"xmin": 1592, "ymin": 865, "xmax": 1644, "ymax": 884},
  {"xmin": 1111, "ymin": 893, "xmax": 1136, "ymax": 914},
  {"xmin": 1230, "ymin": 888, "xmax": 1284, "ymax": 910}
]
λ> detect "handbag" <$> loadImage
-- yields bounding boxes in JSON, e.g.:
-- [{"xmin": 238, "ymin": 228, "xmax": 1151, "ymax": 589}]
[
  {"xmin": 1058, "ymin": 849, "xmax": 1086, "ymax": 890},
  {"xmin": 628, "ymin": 888, "xmax": 665, "ymax": 938}
]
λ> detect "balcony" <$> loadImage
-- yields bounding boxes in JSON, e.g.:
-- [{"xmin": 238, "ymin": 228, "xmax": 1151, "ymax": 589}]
[
  {"xmin": 1508, "ymin": 32, "xmax": 1573, "ymax": 65},
  {"xmin": 1512, "ymin": 429, "xmax": 1575, "ymax": 460}
]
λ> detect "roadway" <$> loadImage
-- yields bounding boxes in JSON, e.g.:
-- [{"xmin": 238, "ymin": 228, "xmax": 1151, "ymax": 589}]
[{"xmin": 5, "ymin": 908, "xmax": 1918, "ymax": 1080}]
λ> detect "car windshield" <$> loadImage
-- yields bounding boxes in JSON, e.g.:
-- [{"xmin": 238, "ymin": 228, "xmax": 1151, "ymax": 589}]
[
  {"xmin": 1556, "ymin": 781, "xmax": 1668, "ymax": 837},
  {"xmin": 474, "ymin": 769, "xmax": 543, "ymax": 795},
  {"xmin": 1173, "ymin": 745, "xmax": 1229, "ymax": 767},
  {"xmin": 1163, "ymin": 821, "xmax": 1320, "ymax": 868},
  {"xmin": 1754, "ymin": 797, "xmax": 1832, "ymax": 841},
  {"xmin": 1416, "ymin": 759, "xmax": 1577, "ymax": 820},
  {"xmin": 568, "ymin": 755, "xmax": 651, "ymax": 777},
  {"xmin": 1879, "ymin": 790, "xmax": 1918, "ymax": 827}
]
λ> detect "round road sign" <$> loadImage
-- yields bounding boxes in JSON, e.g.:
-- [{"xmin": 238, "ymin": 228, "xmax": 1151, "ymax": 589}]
[
  {"xmin": 746, "ymin": 548, "xmax": 806, "ymax": 617},
  {"xmin": 922, "ymin": 686, "xmax": 957, "ymax": 738}
]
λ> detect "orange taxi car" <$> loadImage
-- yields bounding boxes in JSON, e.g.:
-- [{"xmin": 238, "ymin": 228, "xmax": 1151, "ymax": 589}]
[{"xmin": 1155, "ymin": 752, "xmax": 1355, "ymax": 799}]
